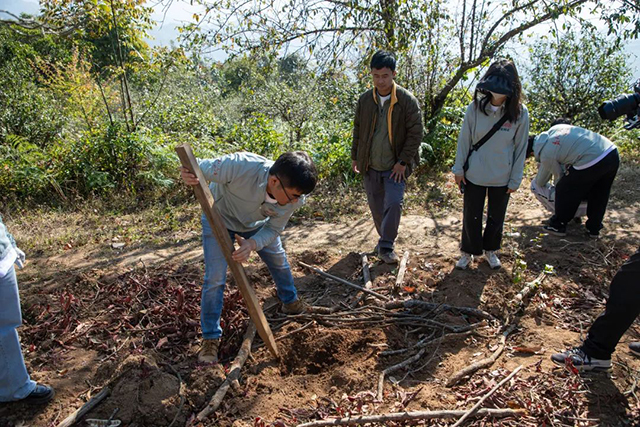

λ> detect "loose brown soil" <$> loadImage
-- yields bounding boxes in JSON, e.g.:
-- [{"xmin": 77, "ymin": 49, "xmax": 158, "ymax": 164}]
[{"xmin": 1, "ymin": 174, "xmax": 640, "ymax": 427}]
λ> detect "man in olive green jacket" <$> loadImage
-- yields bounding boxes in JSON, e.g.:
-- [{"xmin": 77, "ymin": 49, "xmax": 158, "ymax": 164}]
[{"xmin": 351, "ymin": 50, "xmax": 423, "ymax": 263}]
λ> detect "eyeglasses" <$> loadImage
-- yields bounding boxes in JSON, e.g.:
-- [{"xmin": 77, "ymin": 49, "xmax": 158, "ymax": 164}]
[{"xmin": 276, "ymin": 175, "xmax": 302, "ymax": 203}]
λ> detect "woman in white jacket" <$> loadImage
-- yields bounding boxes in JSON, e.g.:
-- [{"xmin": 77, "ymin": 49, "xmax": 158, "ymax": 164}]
[{"xmin": 452, "ymin": 59, "xmax": 530, "ymax": 270}]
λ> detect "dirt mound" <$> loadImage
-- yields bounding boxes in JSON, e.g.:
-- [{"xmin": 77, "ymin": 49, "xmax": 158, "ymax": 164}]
[
  {"xmin": 89, "ymin": 354, "xmax": 185, "ymax": 426},
  {"xmin": 184, "ymin": 364, "xmax": 226, "ymax": 409},
  {"xmin": 280, "ymin": 328, "xmax": 379, "ymax": 376},
  {"xmin": 296, "ymin": 249, "xmax": 331, "ymax": 266}
]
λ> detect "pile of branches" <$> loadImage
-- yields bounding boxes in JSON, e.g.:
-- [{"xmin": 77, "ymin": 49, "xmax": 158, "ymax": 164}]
[
  {"xmin": 21, "ymin": 263, "xmax": 249, "ymax": 364},
  {"xmin": 453, "ymin": 364, "xmax": 592, "ymax": 426}
]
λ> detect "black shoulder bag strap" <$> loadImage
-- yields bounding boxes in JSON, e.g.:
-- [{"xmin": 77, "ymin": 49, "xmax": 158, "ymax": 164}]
[{"xmin": 463, "ymin": 114, "xmax": 509, "ymax": 172}]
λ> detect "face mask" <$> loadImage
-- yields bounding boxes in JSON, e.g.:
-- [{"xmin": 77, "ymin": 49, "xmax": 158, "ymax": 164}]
[
  {"xmin": 265, "ymin": 191, "xmax": 278, "ymax": 204},
  {"xmin": 489, "ymin": 91, "xmax": 507, "ymax": 100}
]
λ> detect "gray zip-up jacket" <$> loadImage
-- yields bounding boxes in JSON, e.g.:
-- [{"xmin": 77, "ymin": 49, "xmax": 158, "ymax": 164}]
[
  {"xmin": 198, "ymin": 152, "xmax": 305, "ymax": 251},
  {"xmin": 452, "ymin": 100, "xmax": 530, "ymax": 189},
  {"xmin": 0, "ymin": 215, "xmax": 17, "ymax": 261},
  {"xmin": 533, "ymin": 124, "xmax": 616, "ymax": 187}
]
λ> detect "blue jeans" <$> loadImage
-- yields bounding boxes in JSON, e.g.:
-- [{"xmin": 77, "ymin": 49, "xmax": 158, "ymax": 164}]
[
  {"xmin": 200, "ymin": 216, "xmax": 297, "ymax": 339},
  {"xmin": 0, "ymin": 266, "xmax": 36, "ymax": 402}
]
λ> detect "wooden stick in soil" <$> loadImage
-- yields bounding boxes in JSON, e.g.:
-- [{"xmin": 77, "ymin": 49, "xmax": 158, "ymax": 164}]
[
  {"xmin": 377, "ymin": 346, "xmax": 428, "ymax": 400},
  {"xmin": 295, "ymin": 408, "xmax": 525, "ymax": 427},
  {"xmin": 447, "ymin": 324, "xmax": 516, "ymax": 387},
  {"xmin": 395, "ymin": 251, "xmax": 410, "ymax": 288},
  {"xmin": 276, "ymin": 320, "xmax": 314, "ymax": 341},
  {"xmin": 197, "ymin": 322, "xmax": 257, "ymax": 420},
  {"xmin": 361, "ymin": 254, "xmax": 372, "ymax": 291},
  {"xmin": 380, "ymin": 329, "xmax": 476, "ymax": 357},
  {"xmin": 376, "ymin": 330, "xmax": 478, "ymax": 400},
  {"xmin": 299, "ymin": 261, "xmax": 390, "ymax": 301},
  {"xmin": 56, "ymin": 387, "xmax": 110, "ymax": 427},
  {"xmin": 451, "ymin": 365, "xmax": 523, "ymax": 427},
  {"xmin": 350, "ymin": 253, "xmax": 372, "ymax": 308},
  {"xmin": 385, "ymin": 299, "xmax": 494, "ymax": 320},
  {"xmin": 176, "ymin": 144, "xmax": 278, "ymax": 358}
]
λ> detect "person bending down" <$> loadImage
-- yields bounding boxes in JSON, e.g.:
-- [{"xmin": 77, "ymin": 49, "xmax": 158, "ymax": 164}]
[
  {"xmin": 180, "ymin": 151, "xmax": 317, "ymax": 363},
  {"xmin": 530, "ymin": 123, "xmax": 619, "ymax": 238}
]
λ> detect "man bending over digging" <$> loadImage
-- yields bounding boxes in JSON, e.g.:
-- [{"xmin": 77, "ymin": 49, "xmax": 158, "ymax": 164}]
[{"xmin": 180, "ymin": 151, "xmax": 317, "ymax": 363}]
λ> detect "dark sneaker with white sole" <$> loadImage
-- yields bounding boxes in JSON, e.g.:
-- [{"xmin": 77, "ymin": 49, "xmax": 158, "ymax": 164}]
[
  {"xmin": 378, "ymin": 248, "xmax": 399, "ymax": 264},
  {"xmin": 543, "ymin": 224, "xmax": 567, "ymax": 236},
  {"xmin": 20, "ymin": 384, "xmax": 55, "ymax": 405},
  {"xmin": 585, "ymin": 227, "xmax": 600, "ymax": 239},
  {"xmin": 629, "ymin": 342, "xmax": 640, "ymax": 357},
  {"xmin": 551, "ymin": 347, "xmax": 611, "ymax": 372}
]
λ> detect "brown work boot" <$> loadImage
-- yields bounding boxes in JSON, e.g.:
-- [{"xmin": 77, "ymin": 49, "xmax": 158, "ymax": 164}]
[
  {"xmin": 282, "ymin": 299, "xmax": 306, "ymax": 315},
  {"xmin": 198, "ymin": 338, "xmax": 220, "ymax": 363}
]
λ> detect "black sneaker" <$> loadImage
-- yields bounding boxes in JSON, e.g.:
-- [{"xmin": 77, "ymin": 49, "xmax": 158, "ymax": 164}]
[
  {"xmin": 378, "ymin": 248, "xmax": 399, "ymax": 264},
  {"xmin": 550, "ymin": 347, "xmax": 611, "ymax": 372},
  {"xmin": 585, "ymin": 228, "xmax": 600, "ymax": 239},
  {"xmin": 629, "ymin": 342, "xmax": 640, "ymax": 357},
  {"xmin": 543, "ymin": 224, "xmax": 567, "ymax": 236},
  {"xmin": 21, "ymin": 384, "xmax": 55, "ymax": 404}
]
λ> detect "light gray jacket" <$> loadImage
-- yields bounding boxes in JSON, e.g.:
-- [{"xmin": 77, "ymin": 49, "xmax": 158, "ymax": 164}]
[
  {"xmin": 452, "ymin": 100, "xmax": 530, "ymax": 189},
  {"xmin": 0, "ymin": 215, "xmax": 17, "ymax": 261},
  {"xmin": 533, "ymin": 124, "xmax": 616, "ymax": 187},
  {"xmin": 198, "ymin": 152, "xmax": 304, "ymax": 251}
]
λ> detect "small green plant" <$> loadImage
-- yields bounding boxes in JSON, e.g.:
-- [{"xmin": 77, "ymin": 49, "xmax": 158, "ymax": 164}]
[
  {"xmin": 530, "ymin": 232, "xmax": 545, "ymax": 248},
  {"xmin": 512, "ymin": 249, "xmax": 528, "ymax": 285}
]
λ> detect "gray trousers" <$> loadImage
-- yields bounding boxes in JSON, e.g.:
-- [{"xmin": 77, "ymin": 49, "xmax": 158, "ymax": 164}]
[{"xmin": 364, "ymin": 169, "xmax": 405, "ymax": 250}]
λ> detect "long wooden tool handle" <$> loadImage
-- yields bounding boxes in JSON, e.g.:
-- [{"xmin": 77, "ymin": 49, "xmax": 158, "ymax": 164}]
[{"xmin": 175, "ymin": 144, "xmax": 279, "ymax": 358}]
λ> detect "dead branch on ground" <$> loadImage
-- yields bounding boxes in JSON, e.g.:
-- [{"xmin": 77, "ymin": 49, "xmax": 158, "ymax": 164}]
[
  {"xmin": 447, "ymin": 324, "xmax": 516, "ymax": 387},
  {"xmin": 451, "ymin": 365, "xmax": 523, "ymax": 427},
  {"xmin": 395, "ymin": 251, "xmax": 410, "ymax": 289},
  {"xmin": 299, "ymin": 261, "xmax": 390, "ymax": 301},
  {"xmin": 56, "ymin": 387, "xmax": 110, "ymax": 427},
  {"xmin": 295, "ymin": 408, "xmax": 525, "ymax": 426},
  {"xmin": 511, "ymin": 272, "xmax": 547, "ymax": 310},
  {"xmin": 385, "ymin": 299, "xmax": 494, "ymax": 320},
  {"xmin": 197, "ymin": 323, "xmax": 257, "ymax": 420}
]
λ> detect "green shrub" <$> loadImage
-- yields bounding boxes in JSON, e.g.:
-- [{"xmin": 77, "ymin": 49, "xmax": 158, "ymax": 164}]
[
  {"xmin": 223, "ymin": 113, "xmax": 285, "ymax": 157},
  {"xmin": 0, "ymin": 38, "xmax": 66, "ymax": 148},
  {"xmin": 422, "ymin": 106, "xmax": 466, "ymax": 170},
  {"xmin": 305, "ymin": 122, "xmax": 355, "ymax": 183}
]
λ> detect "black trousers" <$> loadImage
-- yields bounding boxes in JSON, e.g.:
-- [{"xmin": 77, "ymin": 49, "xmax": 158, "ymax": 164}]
[
  {"xmin": 550, "ymin": 149, "xmax": 619, "ymax": 234},
  {"xmin": 461, "ymin": 180, "xmax": 511, "ymax": 256},
  {"xmin": 582, "ymin": 247, "xmax": 640, "ymax": 360}
]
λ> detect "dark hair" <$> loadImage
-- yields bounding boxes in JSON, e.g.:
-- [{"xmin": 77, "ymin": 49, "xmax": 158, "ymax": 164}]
[
  {"xmin": 550, "ymin": 117, "xmax": 572, "ymax": 127},
  {"xmin": 370, "ymin": 50, "xmax": 396, "ymax": 71},
  {"xmin": 269, "ymin": 151, "xmax": 317, "ymax": 194},
  {"xmin": 474, "ymin": 59, "xmax": 523, "ymax": 122},
  {"xmin": 526, "ymin": 134, "xmax": 536, "ymax": 158}
]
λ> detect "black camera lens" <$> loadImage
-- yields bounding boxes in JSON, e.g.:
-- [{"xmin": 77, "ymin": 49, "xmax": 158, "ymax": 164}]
[{"xmin": 598, "ymin": 93, "xmax": 640, "ymax": 120}]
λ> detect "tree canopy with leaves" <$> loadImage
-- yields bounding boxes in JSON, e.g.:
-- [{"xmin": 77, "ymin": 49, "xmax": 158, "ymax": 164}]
[
  {"xmin": 183, "ymin": 0, "xmax": 622, "ymax": 121},
  {"xmin": 526, "ymin": 26, "xmax": 632, "ymax": 131}
]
